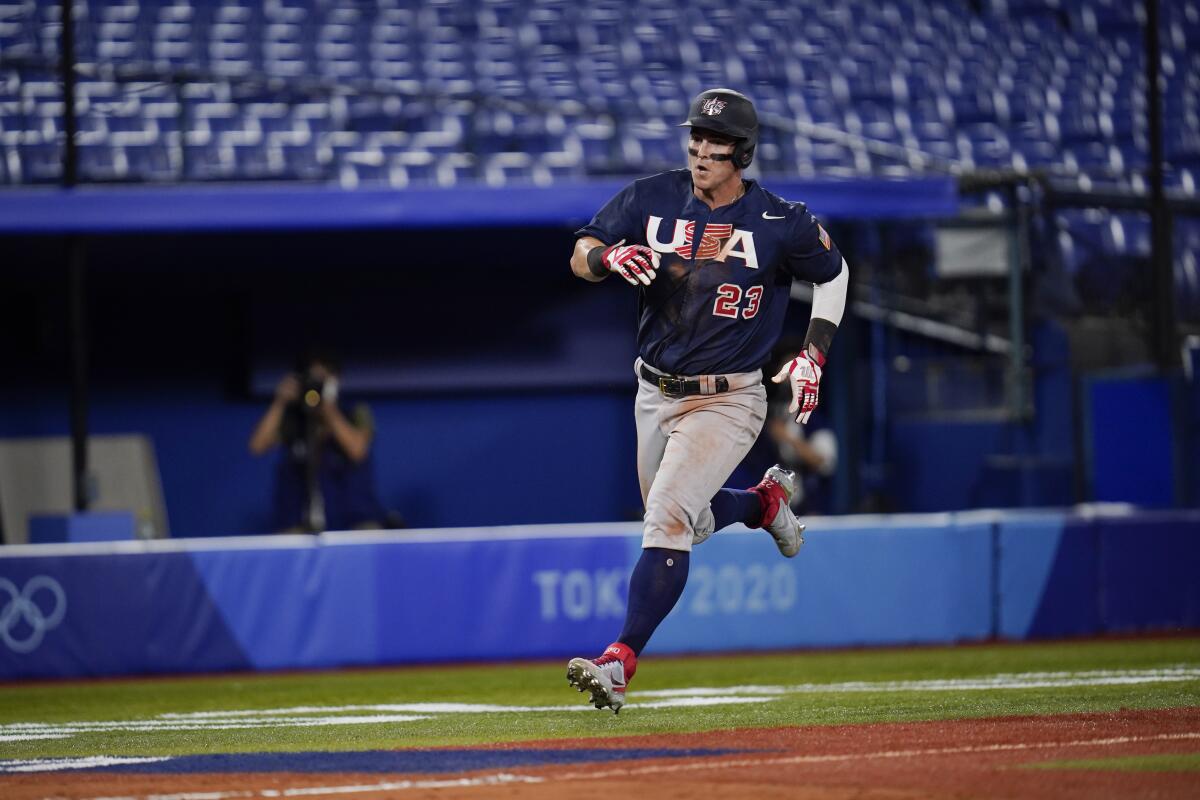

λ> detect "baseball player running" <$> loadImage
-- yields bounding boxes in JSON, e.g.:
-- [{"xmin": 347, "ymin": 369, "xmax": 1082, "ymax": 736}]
[{"xmin": 566, "ymin": 88, "xmax": 849, "ymax": 713}]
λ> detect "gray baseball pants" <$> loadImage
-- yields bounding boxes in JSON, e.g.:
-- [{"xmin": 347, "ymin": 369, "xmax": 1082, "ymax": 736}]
[{"xmin": 634, "ymin": 358, "xmax": 768, "ymax": 551}]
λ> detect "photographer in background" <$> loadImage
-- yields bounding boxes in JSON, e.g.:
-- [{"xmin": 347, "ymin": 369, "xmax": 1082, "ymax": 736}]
[{"xmin": 248, "ymin": 350, "xmax": 386, "ymax": 533}]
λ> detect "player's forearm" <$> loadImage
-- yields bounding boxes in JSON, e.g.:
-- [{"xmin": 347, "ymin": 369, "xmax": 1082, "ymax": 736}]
[
  {"xmin": 805, "ymin": 258, "xmax": 849, "ymax": 361},
  {"xmin": 571, "ymin": 237, "xmax": 608, "ymax": 282},
  {"xmin": 248, "ymin": 402, "xmax": 285, "ymax": 455},
  {"xmin": 322, "ymin": 405, "xmax": 371, "ymax": 463}
]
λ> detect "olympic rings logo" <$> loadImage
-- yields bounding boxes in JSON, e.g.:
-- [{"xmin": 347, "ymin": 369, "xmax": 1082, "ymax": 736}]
[{"xmin": 0, "ymin": 576, "xmax": 67, "ymax": 654}]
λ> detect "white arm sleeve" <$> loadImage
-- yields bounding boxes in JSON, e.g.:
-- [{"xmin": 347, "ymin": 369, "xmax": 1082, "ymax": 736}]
[{"xmin": 810, "ymin": 257, "xmax": 849, "ymax": 326}]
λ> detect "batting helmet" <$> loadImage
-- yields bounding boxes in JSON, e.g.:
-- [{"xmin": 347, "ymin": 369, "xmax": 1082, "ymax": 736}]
[{"xmin": 679, "ymin": 88, "xmax": 758, "ymax": 169}]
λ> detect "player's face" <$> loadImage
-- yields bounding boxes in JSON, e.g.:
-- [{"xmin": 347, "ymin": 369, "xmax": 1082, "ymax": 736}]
[{"xmin": 687, "ymin": 129, "xmax": 739, "ymax": 194}]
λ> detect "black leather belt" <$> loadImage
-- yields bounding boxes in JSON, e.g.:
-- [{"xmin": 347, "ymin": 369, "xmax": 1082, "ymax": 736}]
[{"xmin": 640, "ymin": 364, "xmax": 730, "ymax": 398}]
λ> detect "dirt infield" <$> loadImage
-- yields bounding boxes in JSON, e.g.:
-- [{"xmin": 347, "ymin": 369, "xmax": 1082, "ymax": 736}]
[{"xmin": 4, "ymin": 707, "xmax": 1197, "ymax": 800}]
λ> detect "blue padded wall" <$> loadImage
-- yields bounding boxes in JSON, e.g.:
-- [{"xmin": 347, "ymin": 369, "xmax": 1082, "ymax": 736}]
[
  {"xmin": 1097, "ymin": 512, "xmax": 1200, "ymax": 632},
  {"xmin": 6, "ymin": 510, "xmax": 1193, "ymax": 680},
  {"xmin": 997, "ymin": 514, "xmax": 1100, "ymax": 639}
]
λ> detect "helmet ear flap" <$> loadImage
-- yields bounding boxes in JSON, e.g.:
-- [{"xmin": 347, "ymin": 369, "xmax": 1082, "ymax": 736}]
[{"xmin": 734, "ymin": 138, "xmax": 755, "ymax": 169}]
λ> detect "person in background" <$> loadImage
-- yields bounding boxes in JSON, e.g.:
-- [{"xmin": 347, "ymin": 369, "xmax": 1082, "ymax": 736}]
[
  {"xmin": 763, "ymin": 350, "xmax": 838, "ymax": 515},
  {"xmin": 248, "ymin": 349, "xmax": 386, "ymax": 533}
]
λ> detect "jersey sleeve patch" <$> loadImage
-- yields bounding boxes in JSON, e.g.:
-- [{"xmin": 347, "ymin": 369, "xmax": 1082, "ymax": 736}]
[{"xmin": 785, "ymin": 211, "xmax": 842, "ymax": 284}]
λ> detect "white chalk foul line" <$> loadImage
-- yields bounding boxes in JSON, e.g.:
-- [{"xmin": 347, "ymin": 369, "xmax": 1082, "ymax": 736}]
[
  {"xmin": 0, "ymin": 756, "xmax": 170, "ymax": 774},
  {"xmin": 159, "ymin": 697, "xmax": 773, "ymax": 719},
  {"xmin": 90, "ymin": 794, "xmax": 254, "ymax": 800},
  {"xmin": 58, "ymin": 731, "xmax": 1200, "ymax": 800},
  {"xmin": 0, "ymin": 716, "xmax": 433, "ymax": 745},
  {"xmin": 636, "ymin": 667, "xmax": 1200, "ymax": 698},
  {"xmin": 0, "ymin": 699, "xmax": 773, "ymax": 744},
  {"xmin": 4, "ymin": 667, "xmax": 1196, "ymax": 747},
  {"xmin": 79, "ymin": 774, "xmax": 542, "ymax": 800},
  {"xmin": 267, "ymin": 773, "xmax": 543, "ymax": 797}
]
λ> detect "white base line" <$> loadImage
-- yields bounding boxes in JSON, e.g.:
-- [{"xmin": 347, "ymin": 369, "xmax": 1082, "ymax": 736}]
[{"xmin": 63, "ymin": 731, "xmax": 1200, "ymax": 800}]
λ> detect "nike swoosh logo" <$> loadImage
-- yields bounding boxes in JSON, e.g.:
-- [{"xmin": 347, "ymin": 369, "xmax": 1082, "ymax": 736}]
[{"xmin": 762, "ymin": 212, "xmax": 785, "ymax": 220}]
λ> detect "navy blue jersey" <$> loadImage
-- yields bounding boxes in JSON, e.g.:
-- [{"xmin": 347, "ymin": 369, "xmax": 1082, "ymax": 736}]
[{"xmin": 576, "ymin": 169, "xmax": 843, "ymax": 376}]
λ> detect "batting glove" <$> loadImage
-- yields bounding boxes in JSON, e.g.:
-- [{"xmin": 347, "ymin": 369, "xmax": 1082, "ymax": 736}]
[
  {"xmin": 599, "ymin": 239, "xmax": 660, "ymax": 286},
  {"xmin": 772, "ymin": 351, "xmax": 824, "ymax": 424}
]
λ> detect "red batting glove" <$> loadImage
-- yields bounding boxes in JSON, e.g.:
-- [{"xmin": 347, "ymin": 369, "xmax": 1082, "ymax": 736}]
[
  {"xmin": 771, "ymin": 351, "xmax": 824, "ymax": 424},
  {"xmin": 601, "ymin": 239, "xmax": 660, "ymax": 286}
]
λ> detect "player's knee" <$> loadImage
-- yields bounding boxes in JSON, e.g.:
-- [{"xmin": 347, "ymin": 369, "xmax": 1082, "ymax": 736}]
[{"xmin": 643, "ymin": 500, "xmax": 693, "ymax": 543}]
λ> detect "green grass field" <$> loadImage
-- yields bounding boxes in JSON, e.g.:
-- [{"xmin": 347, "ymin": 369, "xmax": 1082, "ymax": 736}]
[
  {"xmin": 1024, "ymin": 753, "xmax": 1200, "ymax": 771},
  {"xmin": 2, "ymin": 637, "xmax": 1198, "ymax": 762}
]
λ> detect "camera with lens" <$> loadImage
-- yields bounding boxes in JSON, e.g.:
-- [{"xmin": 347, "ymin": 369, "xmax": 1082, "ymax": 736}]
[{"xmin": 301, "ymin": 375, "xmax": 327, "ymax": 410}]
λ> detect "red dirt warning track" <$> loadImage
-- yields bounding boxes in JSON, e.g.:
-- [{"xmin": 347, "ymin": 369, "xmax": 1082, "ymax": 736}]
[{"xmin": 3, "ymin": 707, "xmax": 1198, "ymax": 800}]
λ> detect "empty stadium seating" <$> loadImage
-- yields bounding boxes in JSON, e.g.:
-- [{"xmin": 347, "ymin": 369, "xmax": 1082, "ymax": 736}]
[{"xmin": 0, "ymin": 0, "xmax": 1194, "ymax": 192}]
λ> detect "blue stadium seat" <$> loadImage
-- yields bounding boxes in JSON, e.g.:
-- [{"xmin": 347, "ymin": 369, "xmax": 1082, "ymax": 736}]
[
  {"xmin": 754, "ymin": 127, "xmax": 799, "ymax": 176},
  {"xmin": 1010, "ymin": 134, "xmax": 1060, "ymax": 171},
  {"xmin": 536, "ymin": 149, "xmax": 585, "ymax": 183},
  {"xmin": 522, "ymin": 2, "xmax": 577, "ymax": 50},
  {"xmin": 617, "ymin": 121, "xmax": 680, "ymax": 174},
  {"xmin": 123, "ymin": 142, "xmax": 177, "ymax": 182},
  {"xmin": 78, "ymin": 142, "xmax": 129, "ymax": 182},
  {"xmin": 0, "ymin": 3, "xmax": 36, "ymax": 60},
  {"xmin": 808, "ymin": 141, "xmax": 858, "ymax": 177},
  {"xmin": 1167, "ymin": 131, "xmax": 1200, "ymax": 172},
  {"xmin": 181, "ymin": 141, "xmax": 234, "ymax": 181},
  {"xmin": 951, "ymin": 89, "xmax": 1002, "ymax": 126},
  {"xmin": 482, "ymin": 151, "xmax": 535, "ymax": 186},
  {"xmin": 17, "ymin": 140, "xmax": 62, "ymax": 184},
  {"xmin": 473, "ymin": 109, "xmax": 565, "ymax": 156},
  {"xmin": 1065, "ymin": 142, "xmax": 1120, "ymax": 176},
  {"xmin": 963, "ymin": 123, "xmax": 1013, "ymax": 169},
  {"xmin": 385, "ymin": 150, "xmax": 437, "ymax": 188},
  {"xmin": 912, "ymin": 134, "xmax": 960, "ymax": 167},
  {"xmin": 334, "ymin": 148, "xmax": 387, "ymax": 189},
  {"xmin": 272, "ymin": 140, "xmax": 323, "ymax": 181},
  {"xmin": 850, "ymin": 103, "xmax": 899, "ymax": 143},
  {"xmin": 436, "ymin": 152, "xmax": 476, "ymax": 186},
  {"xmin": 153, "ymin": 19, "xmax": 199, "ymax": 71},
  {"xmin": 1176, "ymin": 218, "xmax": 1200, "ymax": 322}
]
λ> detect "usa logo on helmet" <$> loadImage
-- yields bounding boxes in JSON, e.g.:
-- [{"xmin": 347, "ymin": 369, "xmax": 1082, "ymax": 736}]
[{"xmin": 701, "ymin": 97, "xmax": 726, "ymax": 116}]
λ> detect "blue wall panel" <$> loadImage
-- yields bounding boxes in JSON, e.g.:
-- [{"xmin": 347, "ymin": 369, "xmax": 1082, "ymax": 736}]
[
  {"xmin": 651, "ymin": 530, "xmax": 812, "ymax": 653},
  {"xmin": 997, "ymin": 515, "xmax": 1064, "ymax": 639},
  {"xmin": 371, "ymin": 534, "xmax": 635, "ymax": 663},
  {"xmin": 190, "ymin": 542, "xmax": 380, "ymax": 670},
  {"xmin": 1097, "ymin": 512, "xmax": 1200, "ymax": 632},
  {"xmin": 998, "ymin": 515, "xmax": 1100, "ymax": 639},
  {"xmin": 654, "ymin": 521, "xmax": 993, "ymax": 652},
  {"xmin": 0, "ymin": 552, "xmax": 250, "ymax": 680}
]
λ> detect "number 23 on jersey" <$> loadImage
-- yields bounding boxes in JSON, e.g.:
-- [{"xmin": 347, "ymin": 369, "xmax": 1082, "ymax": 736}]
[{"xmin": 713, "ymin": 284, "xmax": 763, "ymax": 319}]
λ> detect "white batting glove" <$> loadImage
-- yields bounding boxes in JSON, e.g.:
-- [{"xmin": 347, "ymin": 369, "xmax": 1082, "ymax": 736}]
[
  {"xmin": 772, "ymin": 351, "xmax": 824, "ymax": 424},
  {"xmin": 600, "ymin": 239, "xmax": 660, "ymax": 286}
]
